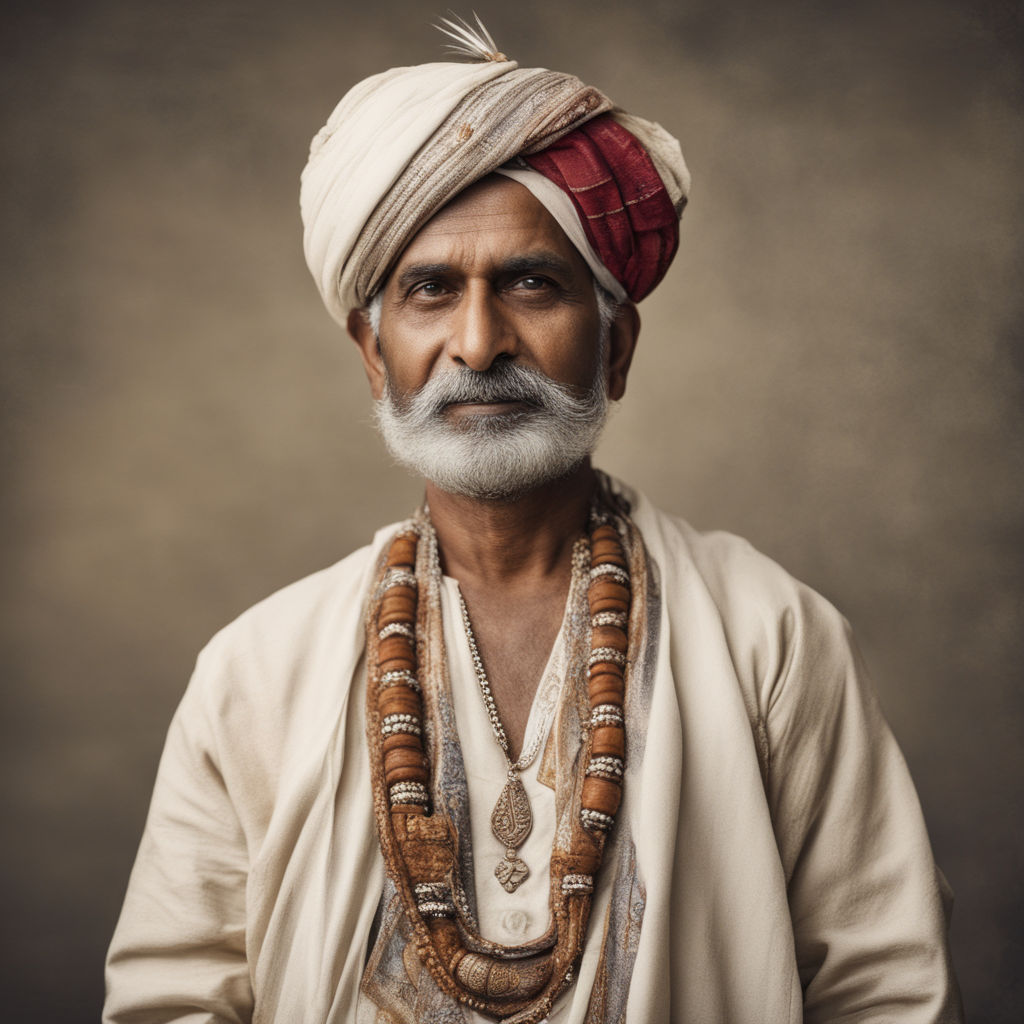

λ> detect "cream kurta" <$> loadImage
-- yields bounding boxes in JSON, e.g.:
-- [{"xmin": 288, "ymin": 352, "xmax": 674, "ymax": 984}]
[
  {"xmin": 104, "ymin": 482, "xmax": 962, "ymax": 1023},
  {"xmin": 437, "ymin": 573, "xmax": 577, "ymax": 1024}
]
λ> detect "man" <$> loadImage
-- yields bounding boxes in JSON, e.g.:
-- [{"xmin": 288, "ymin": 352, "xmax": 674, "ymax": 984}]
[{"xmin": 105, "ymin": 18, "xmax": 962, "ymax": 1024}]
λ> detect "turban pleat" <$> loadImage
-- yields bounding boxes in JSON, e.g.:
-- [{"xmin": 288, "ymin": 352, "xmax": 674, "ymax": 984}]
[
  {"xmin": 350, "ymin": 69, "xmax": 612, "ymax": 306},
  {"xmin": 522, "ymin": 114, "xmax": 680, "ymax": 302}
]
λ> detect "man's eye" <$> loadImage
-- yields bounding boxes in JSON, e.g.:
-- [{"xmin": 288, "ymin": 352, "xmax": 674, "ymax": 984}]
[
  {"xmin": 516, "ymin": 276, "xmax": 551, "ymax": 291},
  {"xmin": 411, "ymin": 281, "xmax": 445, "ymax": 298}
]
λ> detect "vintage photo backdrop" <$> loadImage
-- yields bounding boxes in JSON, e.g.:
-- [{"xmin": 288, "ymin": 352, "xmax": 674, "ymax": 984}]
[{"xmin": 2, "ymin": 0, "xmax": 1022, "ymax": 1019}]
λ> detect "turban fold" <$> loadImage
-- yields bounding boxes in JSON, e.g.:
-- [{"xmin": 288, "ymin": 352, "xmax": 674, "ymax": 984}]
[
  {"xmin": 300, "ymin": 57, "xmax": 689, "ymax": 324},
  {"xmin": 513, "ymin": 114, "xmax": 680, "ymax": 302}
]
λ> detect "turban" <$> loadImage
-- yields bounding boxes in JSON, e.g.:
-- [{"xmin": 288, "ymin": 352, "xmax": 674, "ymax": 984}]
[{"xmin": 300, "ymin": 53, "xmax": 690, "ymax": 325}]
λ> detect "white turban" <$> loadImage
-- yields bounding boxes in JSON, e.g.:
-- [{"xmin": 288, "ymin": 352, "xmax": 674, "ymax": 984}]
[{"xmin": 300, "ymin": 58, "xmax": 690, "ymax": 325}]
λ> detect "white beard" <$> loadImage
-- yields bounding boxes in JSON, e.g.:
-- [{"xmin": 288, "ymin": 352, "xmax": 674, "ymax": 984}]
[{"xmin": 373, "ymin": 356, "xmax": 610, "ymax": 501}]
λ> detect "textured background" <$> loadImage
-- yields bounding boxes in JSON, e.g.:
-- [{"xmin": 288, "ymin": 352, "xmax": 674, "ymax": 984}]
[{"xmin": 2, "ymin": 0, "xmax": 1022, "ymax": 1019}]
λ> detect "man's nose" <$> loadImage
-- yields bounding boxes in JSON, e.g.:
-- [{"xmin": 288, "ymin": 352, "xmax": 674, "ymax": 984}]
[{"xmin": 445, "ymin": 285, "xmax": 517, "ymax": 372}]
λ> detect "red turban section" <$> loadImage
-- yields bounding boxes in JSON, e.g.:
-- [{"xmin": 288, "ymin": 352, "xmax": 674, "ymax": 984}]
[{"xmin": 522, "ymin": 114, "xmax": 680, "ymax": 302}]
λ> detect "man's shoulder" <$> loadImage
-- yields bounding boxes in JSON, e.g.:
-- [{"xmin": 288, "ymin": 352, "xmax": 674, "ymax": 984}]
[
  {"xmin": 626, "ymin": 485, "xmax": 852, "ymax": 672},
  {"xmin": 628, "ymin": 487, "xmax": 860, "ymax": 728},
  {"xmin": 627, "ymin": 485, "xmax": 823, "ymax": 615},
  {"xmin": 194, "ymin": 522, "xmax": 402, "ymax": 684}
]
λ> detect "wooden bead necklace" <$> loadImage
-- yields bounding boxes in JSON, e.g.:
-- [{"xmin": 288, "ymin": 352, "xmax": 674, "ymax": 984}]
[{"xmin": 365, "ymin": 504, "xmax": 632, "ymax": 1023}]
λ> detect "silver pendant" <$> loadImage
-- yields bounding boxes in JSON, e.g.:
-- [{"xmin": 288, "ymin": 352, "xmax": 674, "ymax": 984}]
[
  {"xmin": 491, "ymin": 773, "xmax": 532, "ymax": 893},
  {"xmin": 495, "ymin": 849, "xmax": 530, "ymax": 893}
]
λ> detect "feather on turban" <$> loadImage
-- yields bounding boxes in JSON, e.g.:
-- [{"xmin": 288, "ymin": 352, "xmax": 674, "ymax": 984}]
[{"xmin": 300, "ymin": 56, "xmax": 690, "ymax": 325}]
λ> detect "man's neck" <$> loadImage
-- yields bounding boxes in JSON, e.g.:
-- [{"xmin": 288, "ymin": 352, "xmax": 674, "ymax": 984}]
[{"xmin": 425, "ymin": 461, "xmax": 598, "ymax": 587}]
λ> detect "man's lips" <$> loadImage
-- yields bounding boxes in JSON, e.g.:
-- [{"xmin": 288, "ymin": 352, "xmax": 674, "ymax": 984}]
[{"xmin": 442, "ymin": 399, "xmax": 535, "ymax": 414}]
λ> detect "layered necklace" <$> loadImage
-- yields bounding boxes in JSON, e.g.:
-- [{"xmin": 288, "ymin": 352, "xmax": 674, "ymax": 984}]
[
  {"xmin": 456, "ymin": 542, "xmax": 584, "ymax": 895},
  {"xmin": 365, "ymin": 502, "xmax": 632, "ymax": 1024}
]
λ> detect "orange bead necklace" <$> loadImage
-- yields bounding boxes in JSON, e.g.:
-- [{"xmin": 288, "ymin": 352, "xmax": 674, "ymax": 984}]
[{"xmin": 365, "ymin": 503, "xmax": 631, "ymax": 1023}]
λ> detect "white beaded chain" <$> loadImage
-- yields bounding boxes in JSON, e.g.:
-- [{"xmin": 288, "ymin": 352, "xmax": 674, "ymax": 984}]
[
  {"xmin": 456, "ymin": 536, "xmax": 590, "ymax": 775},
  {"xmin": 457, "ymin": 591, "xmax": 546, "ymax": 774}
]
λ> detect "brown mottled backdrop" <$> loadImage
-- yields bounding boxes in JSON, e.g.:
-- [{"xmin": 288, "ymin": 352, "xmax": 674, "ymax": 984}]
[{"xmin": 2, "ymin": 0, "xmax": 1021, "ymax": 1019}]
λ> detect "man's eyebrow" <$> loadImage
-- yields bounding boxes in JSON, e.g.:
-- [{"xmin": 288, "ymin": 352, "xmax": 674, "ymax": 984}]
[
  {"xmin": 498, "ymin": 251, "xmax": 575, "ymax": 277},
  {"xmin": 395, "ymin": 262, "xmax": 454, "ymax": 290}
]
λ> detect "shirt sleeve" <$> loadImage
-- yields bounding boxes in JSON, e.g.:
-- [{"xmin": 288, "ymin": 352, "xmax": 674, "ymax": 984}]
[
  {"xmin": 762, "ymin": 587, "xmax": 963, "ymax": 1023},
  {"xmin": 104, "ymin": 647, "xmax": 255, "ymax": 1024}
]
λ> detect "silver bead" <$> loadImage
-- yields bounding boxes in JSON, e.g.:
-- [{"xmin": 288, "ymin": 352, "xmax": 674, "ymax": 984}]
[
  {"xmin": 588, "ymin": 647, "xmax": 627, "ymax": 668},
  {"xmin": 580, "ymin": 808, "xmax": 616, "ymax": 832},
  {"xmin": 413, "ymin": 881, "xmax": 455, "ymax": 917},
  {"xmin": 589, "ymin": 563, "xmax": 630, "ymax": 587},
  {"xmin": 389, "ymin": 781, "xmax": 429, "ymax": 805},
  {"xmin": 591, "ymin": 611, "xmax": 628, "ymax": 629},
  {"xmin": 378, "ymin": 621, "xmax": 416, "ymax": 642},
  {"xmin": 379, "ymin": 669, "xmax": 420, "ymax": 692},
  {"xmin": 561, "ymin": 873, "xmax": 594, "ymax": 894},
  {"xmin": 382, "ymin": 568, "xmax": 418, "ymax": 590},
  {"xmin": 381, "ymin": 713, "xmax": 421, "ymax": 736},
  {"xmin": 590, "ymin": 704, "xmax": 625, "ymax": 727},
  {"xmin": 586, "ymin": 755, "xmax": 624, "ymax": 779}
]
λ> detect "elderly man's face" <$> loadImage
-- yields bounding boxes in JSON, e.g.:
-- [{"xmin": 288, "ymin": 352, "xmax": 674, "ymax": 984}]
[
  {"xmin": 368, "ymin": 177, "xmax": 614, "ymax": 400},
  {"xmin": 348, "ymin": 176, "xmax": 638, "ymax": 499}
]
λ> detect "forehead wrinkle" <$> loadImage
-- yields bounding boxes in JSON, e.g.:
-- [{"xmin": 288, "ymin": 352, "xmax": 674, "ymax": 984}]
[
  {"xmin": 404, "ymin": 184, "xmax": 567, "ymax": 247},
  {"xmin": 404, "ymin": 218, "xmax": 553, "ymax": 255},
  {"xmin": 398, "ymin": 249, "xmax": 574, "ymax": 281},
  {"xmin": 391, "ymin": 242, "xmax": 584, "ymax": 298},
  {"xmin": 388, "ymin": 180, "xmax": 588, "ymax": 289}
]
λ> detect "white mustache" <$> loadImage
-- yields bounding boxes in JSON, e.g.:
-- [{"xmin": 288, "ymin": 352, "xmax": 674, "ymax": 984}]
[{"xmin": 395, "ymin": 362, "xmax": 600, "ymax": 426}]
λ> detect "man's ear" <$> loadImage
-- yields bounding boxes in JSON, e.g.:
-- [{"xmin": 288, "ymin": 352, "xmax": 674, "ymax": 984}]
[
  {"xmin": 347, "ymin": 306, "xmax": 387, "ymax": 400},
  {"xmin": 606, "ymin": 302, "xmax": 640, "ymax": 401}
]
